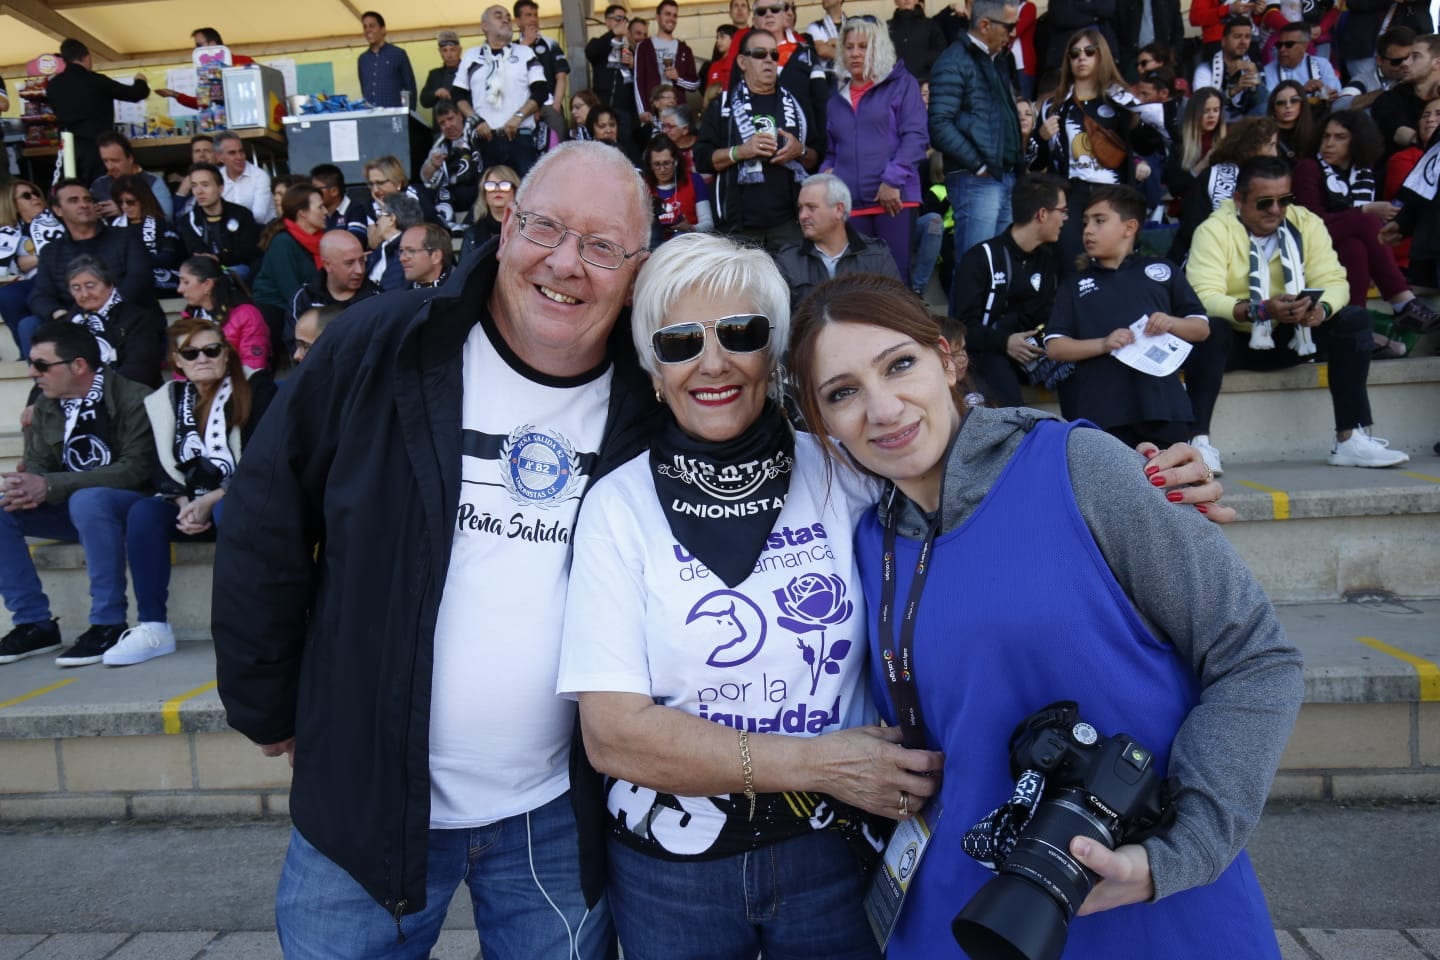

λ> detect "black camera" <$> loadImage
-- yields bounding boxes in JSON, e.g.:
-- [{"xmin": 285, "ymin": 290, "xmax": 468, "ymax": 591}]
[{"xmin": 951, "ymin": 701, "xmax": 1169, "ymax": 960}]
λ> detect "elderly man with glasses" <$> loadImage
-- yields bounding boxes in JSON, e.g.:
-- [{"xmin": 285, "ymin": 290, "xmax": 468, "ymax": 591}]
[
  {"xmin": 1261, "ymin": 22, "xmax": 1341, "ymax": 102},
  {"xmin": 213, "ymin": 141, "xmax": 662, "ymax": 960}
]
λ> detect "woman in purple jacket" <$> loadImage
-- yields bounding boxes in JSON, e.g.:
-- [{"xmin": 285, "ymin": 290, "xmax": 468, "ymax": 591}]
[{"xmin": 825, "ymin": 17, "xmax": 929, "ymax": 282}]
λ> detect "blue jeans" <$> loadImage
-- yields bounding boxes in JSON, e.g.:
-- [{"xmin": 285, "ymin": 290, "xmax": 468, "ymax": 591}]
[
  {"xmin": 0, "ymin": 487, "xmax": 144, "ymax": 625},
  {"xmin": 607, "ymin": 829, "xmax": 880, "ymax": 960},
  {"xmin": 124, "ymin": 496, "xmax": 221, "ymax": 623},
  {"xmin": 275, "ymin": 791, "xmax": 613, "ymax": 960},
  {"xmin": 946, "ymin": 169, "xmax": 1015, "ymax": 316},
  {"xmin": 911, "ymin": 212, "xmax": 946, "ymax": 294},
  {"xmin": 14, "ymin": 314, "xmax": 41, "ymax": 360},
  {"xmin": 0, "ymin": 278, "xmax": 36, "ymax": 353}
]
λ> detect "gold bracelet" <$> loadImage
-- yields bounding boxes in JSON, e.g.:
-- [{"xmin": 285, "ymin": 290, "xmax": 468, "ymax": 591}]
[{"xmin": 738, "ymin": 730, "xmax": 756, "ymax": 821}]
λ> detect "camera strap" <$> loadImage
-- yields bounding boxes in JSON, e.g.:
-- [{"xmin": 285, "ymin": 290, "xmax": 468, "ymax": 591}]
[{"xmin": 879, "ymin": 510, "xmax": 939, "ymax": 750}]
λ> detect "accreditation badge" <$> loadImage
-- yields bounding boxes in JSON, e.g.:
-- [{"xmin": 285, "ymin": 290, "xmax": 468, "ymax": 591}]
[{"xmin": 864, "ymin": 799, "xmax": 942, "ymax": 948}]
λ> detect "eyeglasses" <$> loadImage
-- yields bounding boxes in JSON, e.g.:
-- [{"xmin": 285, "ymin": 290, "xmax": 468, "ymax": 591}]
[
  {"xmin": 1252, "ymin": 193, "xmax": 1295, "ymax": 211},
  {"xmin": 1275, "ymin": 39, "xmax": 1305, "ymax": 49},
  {"xmin": 743, "ymin": 48, "xmax": 781, "ymax": 61},
  {"xmin": 15, "ymin": 191, "xmax": 40, "ymax": 201},
  {"xmin": 178, "ymin": 342, "xmax": 226, "ymax": 361},
  {"xmin": 651, "ymin": 314, "xmax": 772, "ymax": 365},
  {"xmin": 367, "ymin": 179, "xmax": 393, "ymax": 188},
  {"xmin": 398, "ymin": 246, "xmax": 432, "ymax": 257},
  {"xmin": 516, "ymin": 211, "xmax": 644, "ymax": 270},
  {"xmin": 27, "ymin": 356, "xmax": 74, "ymax": 372},
  {"xmin": 650, "ymin": 158, "xmax": 676, "ymax": 167},
  {"xmin": 1381, "ymin": 54, "xmax": 1409, "ymax": 66},
  {"xmin": 754, "ymin": 3, "xmax": 789, "ymax": 14},
  {"xmin": 605, "ymin": 13, "xmax": 626, "ymax": 21},
  {"xmin": 483, "ymin": 180, "xmax": 516, "ymax": 191},
  {"xmin": 988, "ymin": 17, "xmax": 1017, "ymax": 32},
  {"xmin": 1273, "ymin": 97, "xmax": 1303, "ymax": 106},
  {"xmin": 1069, "ymin": 45, "xmax": 1098, "ymax": 59}
]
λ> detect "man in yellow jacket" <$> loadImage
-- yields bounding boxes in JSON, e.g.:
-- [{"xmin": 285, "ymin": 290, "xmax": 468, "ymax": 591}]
[{"xmin": 1185, "ymin": 155, "xmax": 1411, "ymax": 469}]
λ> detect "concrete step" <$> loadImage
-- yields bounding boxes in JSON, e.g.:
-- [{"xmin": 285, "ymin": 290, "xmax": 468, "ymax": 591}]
[
  {"xmin": 1024, "ymin": 355, "xmax": 1440, "ymax": 464},
  {"xmin": 8, "ymin": 541, "xmax": 216, "ymax": 640},
  {"xmin": 0, "ymin": 362, "xmax": 34, "ymax": 422},
  {"xmin": 1221, "ymin": 455, "xmax": 1440, "ymax": 602},
  {"xmin": 0, "ymin": 600, "xmax": 1433, "ymax": 817},
  {"xmin": 0, "ymin": 430, "xmax": 23, "ymax": 473}
]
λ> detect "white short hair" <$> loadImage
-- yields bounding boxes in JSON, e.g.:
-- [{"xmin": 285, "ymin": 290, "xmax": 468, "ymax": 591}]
[
  {"xmin": 630, "ymin": 233, "xmax": 791, "ymax": 386},
  {"xmin": 514, "ymin": 141, "xmax": 653, "ymax": 250},
  {"xmin": 840, "ymin": 18, "xmax": 897, "ymax": 84},
  {"xmin": 801, "ymin": 172, "xmax": 852, "ymax": 217}
]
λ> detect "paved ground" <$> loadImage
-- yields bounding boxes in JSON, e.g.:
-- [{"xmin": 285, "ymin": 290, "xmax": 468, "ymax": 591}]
[{"xmin": 0, "ymin": 800, "xmax": 1437, "ymax": 958}]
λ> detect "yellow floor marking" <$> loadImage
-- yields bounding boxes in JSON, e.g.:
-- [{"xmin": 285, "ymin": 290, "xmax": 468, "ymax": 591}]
[
  {"xmin": 1356, "ymin": 637, "xmax": 1440, "ymax": 701},
  {"xmin": 1401, "ymin": 471, "xmax": 1440, "ymax": 484},
  {"xmin": 162, "ymin": 680, "xmax": 218, "ymax": 734},
  {"xmin": 0, "ymin": 677, "xmax": 75, "ymax": 710},
  {"xmin": 1315, "ymin": 363, "xmax": 1329, "ymax": 389},
  {"xmin": 1236, "ymin": 479, "xmax": 1290, "ymax": 520}
]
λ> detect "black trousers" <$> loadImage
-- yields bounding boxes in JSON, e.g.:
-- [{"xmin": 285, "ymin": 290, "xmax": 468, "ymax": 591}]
[
  {"xmin": 1225, "ymin": 305, "xmax": 1375, "ymax": 430},
  {"xmin": 968, "ymin": 349, "xmax": 1026, "ymax": 408},
  {"xmin": 1182, "ymin": 316, "xmax": 1232, "ymax": 436}
]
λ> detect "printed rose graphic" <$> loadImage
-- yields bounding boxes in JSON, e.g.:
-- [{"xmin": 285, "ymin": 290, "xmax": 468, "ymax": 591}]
[{"xmin": 773, "ymin": 574, "xmax": 854, "ymax": 695}]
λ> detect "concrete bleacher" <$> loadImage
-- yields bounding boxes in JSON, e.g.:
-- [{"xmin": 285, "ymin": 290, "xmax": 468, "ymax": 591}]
[{"xmin": 0, "ymin": 320, "xmax": 1437, "ymax": 818}]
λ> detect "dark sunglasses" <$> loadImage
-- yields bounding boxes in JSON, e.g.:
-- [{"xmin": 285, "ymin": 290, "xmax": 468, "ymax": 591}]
[
  {"xmin": 178, "ymin": 342, "xmax": 226, "ymax": 361},
  {"xmin": 1253, "ymin": 193, "xmax": 1295, "ymax": 211},
  {"xmin": 27, "ymin": 356, "xmax": 73, "ymax": 372},
  {"xmin": 1381, "ymin": 54, "xmax": 1409, "ymax": 66},
  {"xmin": 1273, "ymin": 96, "xmax": 1303, "ymax": 106},
  {"xmin": 743, "ymin": 48, "xmax": 781, "ymax": 61},
  {"xmin": 1275, "ymin": 39, "xmax": 1305, "ymax": 48},
  {"xmin": 753, "ymin": 3, "xmax": 789, "ymax": 13},
  {"xmin": 651, "ymin": 314, "xmax": 772, "ymax": 365},
  {"xmin": 15, "ymin": 190, "xmax": 40, "ymax": 201},
  {"xmin": 1069, "ymin": 45, "xmax": 1098, "ymax": 59},
  {"xmin": 988, "ymin": 17, "xmax": 1017, "ymax": 32}
]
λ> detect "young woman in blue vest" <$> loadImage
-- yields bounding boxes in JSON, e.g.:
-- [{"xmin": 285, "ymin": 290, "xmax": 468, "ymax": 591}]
[{"xmin": 789, "ymin": 272, "xmax": 1304, "ymax": 960}]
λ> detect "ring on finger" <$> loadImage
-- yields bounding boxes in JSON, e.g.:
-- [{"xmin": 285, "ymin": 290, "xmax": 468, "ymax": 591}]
[
  {"xmin": 1202, "ymin": 467, "xmax": 1215, "ymax": 484},
  {"xmin": 898, "ymin": 790, "xmax": 909, "ymax": 818}
]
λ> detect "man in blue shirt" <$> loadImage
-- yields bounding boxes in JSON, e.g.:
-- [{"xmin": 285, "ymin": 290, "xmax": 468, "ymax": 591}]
[{"xmin": 357, "ymin": 11, "xmax": 417, "ymax": 108}]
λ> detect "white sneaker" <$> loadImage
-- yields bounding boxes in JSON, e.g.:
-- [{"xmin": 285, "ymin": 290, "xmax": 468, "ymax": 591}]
[
  {"xmin": 1327, "ymin": 427, "xmax": 1411, "ymax": 468},
  {"xmin": 103, "ymin": 622, "xmax": 176, "ymax": 666},
  {"xmin": 1249, "ymin": 320, "xmax": 1274, "ymax": 350},
  {"xmin": 1191, "ymin": 435, "xmax": 1224, "ymax": 477}
]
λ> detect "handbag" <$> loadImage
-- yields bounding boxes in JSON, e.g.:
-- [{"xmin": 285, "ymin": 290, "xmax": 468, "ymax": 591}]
[{"xmin": 1081, "ymin": 106, "xmax": 1129, "ymax": 171}]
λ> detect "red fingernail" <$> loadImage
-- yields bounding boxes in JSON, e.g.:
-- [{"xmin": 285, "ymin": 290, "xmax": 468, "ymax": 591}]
[
  {"xmin": 1196, "ymin": 504, "xmax": 1209, "ymax": 514},
  {"xmin": 1144, "ymin": 464, "xmax": 1160, "ymax": 476},
  {"xmin": 1150, "ymin": 475, "xmax": 1167, "ymax": 487},
  {"xmin": 1167, "ymin": 491, "xmax": 1184, "ymax": 502}
]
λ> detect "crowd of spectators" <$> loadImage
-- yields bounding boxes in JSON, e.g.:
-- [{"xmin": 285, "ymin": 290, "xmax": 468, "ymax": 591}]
[{"xmin": 2, "ymin": 0, "xmax": 1440, "ymax": 673}]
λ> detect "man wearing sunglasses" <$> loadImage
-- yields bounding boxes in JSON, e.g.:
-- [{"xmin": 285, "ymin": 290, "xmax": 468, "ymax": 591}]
[
  {"xmin": 1187, "ymin": 155, "xmax": 1413, "ymax": 469},
  {"xmin": 1374, "ymin": 32, "xmax": 1440, "ymax": 155},
  {"xmin": 1261, "ymin": 22, "xmax": 1340, "ymax": 102},
  {"xmin": 713, "ymin": 0, "xmax": 830, "ymax": 134},
  {"xmin": 213, "ymin": 142, "xmax": 660, "ymax": 959},
  {"xmin": 928, "ymin": 0, "xmax": 1023, "ymax": 315},
  {"xmin": 696, "ymin": 29, "xmax": 823, "ymax": 249},
  {"xmin": 0, "ymin": 322, "xmax": 157, "ymax": 669}
]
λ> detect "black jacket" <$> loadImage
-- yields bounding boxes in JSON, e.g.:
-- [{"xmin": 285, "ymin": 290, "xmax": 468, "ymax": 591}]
[
  {"xmin": 179, "ymin": 201, "xmax": 261, "ymax": 270},
  {"xmin": 213, "ymin": 246, "xmax": 663, "ymax": 917},
  {"xmin": 772, "ymin": 224, "xmax": 902, "ymax": 308},
  {"xmin": 46, "ymin": 62, "xmax": 149, "ymax": 140},
  {"xmin": 98, "ymin": 300, "xmax": 168, "ymax": 389},
  {"xmin": 889, "ymin": 8, "xmax": 948, "ymax": 81},
  {"xmin": 1337, "ymin": 0, "xmax": 1431, "ymax": 60},
  {"xmin": 284, "ymin": 270, "xmax": 381, "ymax": 346},
  {"xmin": 1114, "ymin": 0, "xmax": 1184, "ymax": 68},
  {"xmin": 586, "ymin": 35, "xmax": 638, "ymax": 114},
  {"xmin": 29, "ymin": 224, "xmax": 155, "ymax": 319},
  {"xmin": 953, "ymin": 229, "xmax": 1062, "ymax": 354}
]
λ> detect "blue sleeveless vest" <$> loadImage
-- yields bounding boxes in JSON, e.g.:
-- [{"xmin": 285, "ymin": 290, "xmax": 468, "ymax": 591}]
[{"xmin": 858, "ymin": 419, "xmax": 1278, "ymax": 960}]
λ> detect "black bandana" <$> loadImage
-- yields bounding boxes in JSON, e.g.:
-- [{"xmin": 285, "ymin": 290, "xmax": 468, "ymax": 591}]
[
  {"xmin": 60, "ymin": 366, "xmax": 115, "ymax": 473},
  {"xmin": 649, "ymin": 399, "xmax": 794, "ymax": 588},
  {"xmin": 171, "ymin": 378, "xmax": 236, "ymax": 496}
]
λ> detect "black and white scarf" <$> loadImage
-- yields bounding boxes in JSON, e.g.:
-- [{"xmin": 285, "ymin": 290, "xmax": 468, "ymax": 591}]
[
  {"xmin": 728, "ymin": 83, "xmax": 807, "ymax": 186},
  {"xmin": 650, "ymin": 399, "xmax": 794, "ymax": 587},
  {"xmin": 71, "ymin": 287, "xmax": 121, "ymax": 365},
  {"xmin": 1246, "ymin": 219, "xmax": 1316, "ymax": 354},
  {"xmin": 60, "ymin": 366, "xmax": 114, "ymax": 473},
  {"xmin": 172, "ymin": 376, "xmax": 236, "ymax": 496},
  {"xmin": 1317, "ymin": 158, "xmax": 1375, "ymax": 211},
  {"xmin": 1206, "ymin": 162, "xmax": 1240, "ymax": 211}
]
